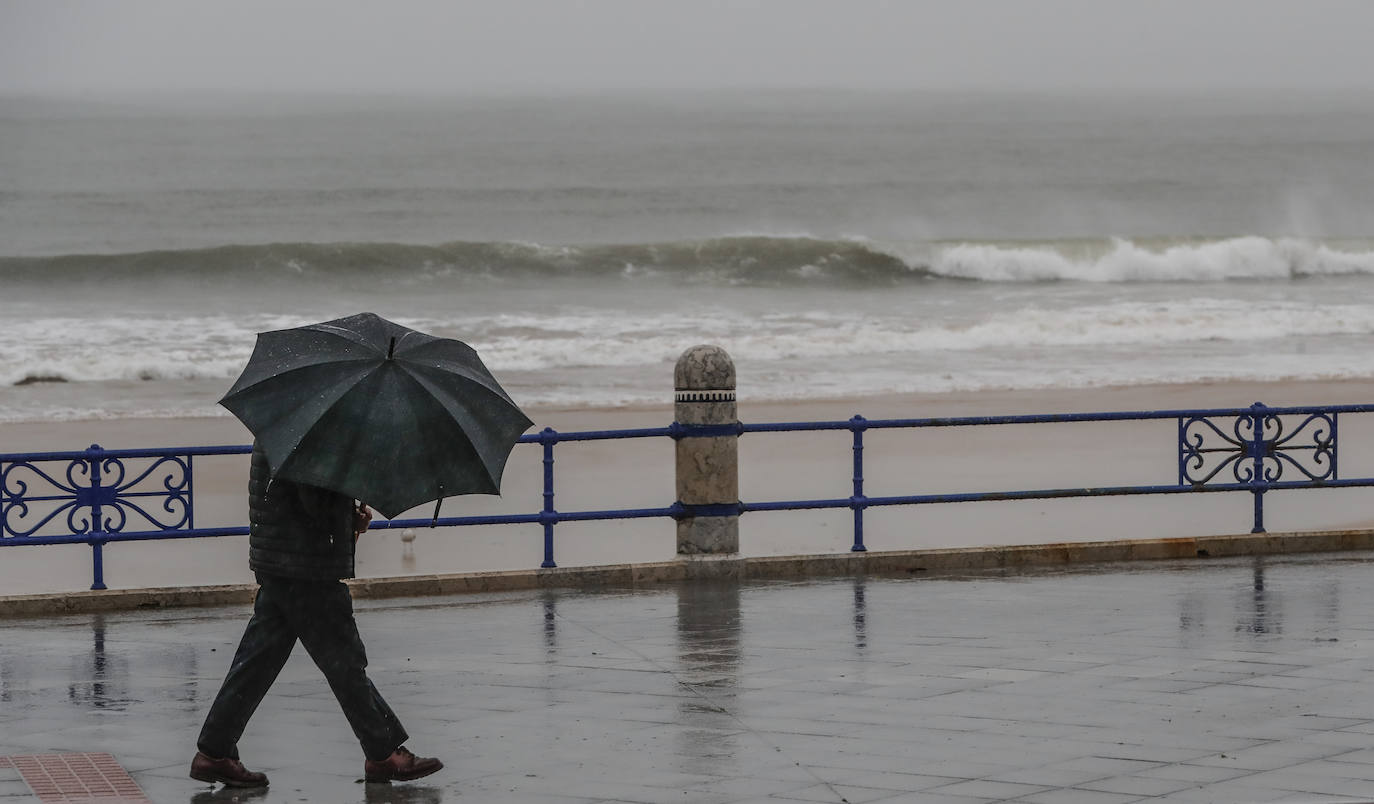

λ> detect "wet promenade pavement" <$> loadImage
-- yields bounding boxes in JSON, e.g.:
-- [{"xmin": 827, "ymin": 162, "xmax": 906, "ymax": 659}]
[{"xmin": 6, "ymin": 554, "xmax": 1374, "ymax": 803}]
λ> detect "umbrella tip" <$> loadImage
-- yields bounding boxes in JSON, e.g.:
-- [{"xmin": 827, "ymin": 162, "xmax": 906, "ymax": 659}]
[{"xmin": 388, "ymin": 337, "xmax": 396, "ymax": 360}]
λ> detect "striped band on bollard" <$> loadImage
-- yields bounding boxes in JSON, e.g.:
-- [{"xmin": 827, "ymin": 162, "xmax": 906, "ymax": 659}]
[{"xmin": 674, "ymin": 389, "xmax": 737, "ymax": 403}]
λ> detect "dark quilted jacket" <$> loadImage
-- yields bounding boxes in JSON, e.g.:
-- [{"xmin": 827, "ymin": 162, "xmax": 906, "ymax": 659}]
[{"xmin": 247, "ymin": 442, "xmax": 356, "ymax": 580}]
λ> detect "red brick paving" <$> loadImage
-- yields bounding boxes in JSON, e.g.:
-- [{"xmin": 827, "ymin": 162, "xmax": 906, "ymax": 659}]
[{"xmin": 0, "ymin": 753, "xmax": 150, "ymax": 803}]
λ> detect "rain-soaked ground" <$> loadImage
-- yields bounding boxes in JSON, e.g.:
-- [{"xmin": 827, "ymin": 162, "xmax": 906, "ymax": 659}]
[{"xmin": 6, "ymin": 555, "xmax": 1374, "ymax": 803}]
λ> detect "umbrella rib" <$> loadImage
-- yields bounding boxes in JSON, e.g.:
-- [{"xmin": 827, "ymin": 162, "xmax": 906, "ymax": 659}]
[
  {"xmin": 392, "ymin": 330, "xmax": 424, "ymax": 353},
  {"xmin": 397, "ymin": 369, "xmax": 469, "ymax": 501},
  {"xmin": 399, "ymin": 366, "xmax": 530, "ymax": 488},
  {"xmin": 272, "ymin": 367, "xmax": 379, "ymax": 472},
  {"xmin": 222, "ymin": 356, "xmax": 378, "ymax": 397},
  {"xmin": 402, "ymin": 363, "xmax": 521, "ymax": 414},
  {"xmin": 401, "ymin": 360, "xmax": 520, "ymax": 403},
  {"xmin": 306, "ymin": 324, "xmax": 387, "ymax": 352}
]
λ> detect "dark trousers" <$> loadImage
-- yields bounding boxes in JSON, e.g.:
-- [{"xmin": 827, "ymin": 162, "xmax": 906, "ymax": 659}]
[{"xmin": 197, "ymin": 574, "xmax": 408, "ymax": 762}]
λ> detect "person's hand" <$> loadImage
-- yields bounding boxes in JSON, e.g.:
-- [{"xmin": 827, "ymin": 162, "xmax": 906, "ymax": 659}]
[{"xmin": 353, "ymin": 503, "xmax": 373, "ymax": 537}]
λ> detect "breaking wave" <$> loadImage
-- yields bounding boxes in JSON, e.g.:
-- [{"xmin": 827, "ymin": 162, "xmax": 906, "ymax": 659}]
[
  {"xmin": 0, "ymin": 237, "xmax": 914, "ymax": 286},
  {"xmin": 929, "ymin": 236, "xmax": 1374, "ymax": 282},
  {"xmin": 5, "ymin": 235, "xmax": 1374, "ymax": 286}
]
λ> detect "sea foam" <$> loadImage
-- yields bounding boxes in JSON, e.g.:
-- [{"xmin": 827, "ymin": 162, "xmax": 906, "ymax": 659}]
[
  {"xmin": 7, "ymin": 297, "xmax": 1374, "ymax": 388},
  {"xmin": 929, "ymin": 237, "xmax": 1374, "ymax": 282}
]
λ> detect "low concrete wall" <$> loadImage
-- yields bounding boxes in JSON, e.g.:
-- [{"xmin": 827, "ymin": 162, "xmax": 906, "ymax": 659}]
[{"xmin": 3, "ymin": 527, "xmax": 1373, "ymax": 618}]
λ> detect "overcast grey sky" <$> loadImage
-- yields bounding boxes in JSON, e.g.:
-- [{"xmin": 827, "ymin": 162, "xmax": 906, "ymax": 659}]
[{"xmin": 4, "ymin": 0, "xmax": 1374, "ymax": 96}]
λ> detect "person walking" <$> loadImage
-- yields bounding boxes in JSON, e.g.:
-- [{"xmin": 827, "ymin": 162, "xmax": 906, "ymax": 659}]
[{"xmin": 190, "ymin": 442, "xmax": 443, "ymax": 788}]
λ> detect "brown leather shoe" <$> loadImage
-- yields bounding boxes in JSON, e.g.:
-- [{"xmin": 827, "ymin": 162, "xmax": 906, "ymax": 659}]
[
  {"xmin": 189, "ymin": 752, "xmax": 269, "ymax": 788},
  {"xmin": 363, "ymin": 746, "xmax": 443, "ymax": 783}
]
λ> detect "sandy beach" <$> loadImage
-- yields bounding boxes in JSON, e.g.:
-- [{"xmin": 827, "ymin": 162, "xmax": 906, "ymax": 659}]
[{"xmin": 4, "ymin": 378, "xmax": 1374, "ymax": 595}]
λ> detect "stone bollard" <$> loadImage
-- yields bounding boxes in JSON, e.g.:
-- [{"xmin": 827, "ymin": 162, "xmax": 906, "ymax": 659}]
[{"xmin": 674, "ymin": 345, "xmax": 740, "ymax": 567}]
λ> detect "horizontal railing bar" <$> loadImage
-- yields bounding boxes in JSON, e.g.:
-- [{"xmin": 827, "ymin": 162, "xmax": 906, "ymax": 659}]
[
  {"xmin": 0, "ymin": 527, "xmax": 250, "ymax": 547},
  {"xmin": 4, "ymin": 490, "xmax": 191, "ymax": 502},
  {"xmin": 4, "ymin": 491, "xmax": 188, "ymax": 503},
  {"xmin": 3, "ymin": 504, "xmax": 682, "ymax": 545},
  {"xmin": 740, "ymin": 404, "xmax": 1374, "ymax": 434},
  {"xmin": 743, "ymin": 477, "xmax": 1374, "ymax": 513},
  {"xmin": 371, "ymin": 505, "xmax": 679, "ymax": 528},
  {"xmin": 0, "ymin": 504, "xmax": 682, "ymax": 546},
  {"xmin": 3, "ymin": 403, "xmax": 1368, "ymax": 463},
  {"xmin": 12, "ymin": 475, "xmax": 1372, "ymax": 547},
  {"xmin": 0, "ymin": 445, "xmax": 250, "ymax": 462},
  {"xmin": 865, "ymin": 484, "xmax": 1240, "ymax": 505},
  {"xmin": 370, "ymin": 514, "xmax": 542, "ymax": 529},
  {"xmin": 555, "ymin": 506, "xmax": 679, "ymax": 522},
  {"xmin": 0, "ymin": 427, "xmax": 676, "ymax": 466},
  {"xmin": 519, "ymin": 427, "xmax": 675, "ymax": 443}
]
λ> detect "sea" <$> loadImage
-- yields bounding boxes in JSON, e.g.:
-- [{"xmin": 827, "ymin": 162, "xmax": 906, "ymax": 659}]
[{"xmin": 4, "ymin": 89, "xmax": 1374, "ymax": 423}]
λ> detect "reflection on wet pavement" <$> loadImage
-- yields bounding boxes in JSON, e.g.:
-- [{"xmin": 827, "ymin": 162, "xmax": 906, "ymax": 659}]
[
  {"xmin": 362, "ymin": 781, "xmax": 443, "ymax": 804},
  {"xmin": 675, "ymin": 581, "xmax": 741, "ymax": 777},
  {"xmin": 66, "ymin": 614, "xmax": 131, "ymax": 710},
  {"xmin": 1237, "ymin": 558, "xmax": 1282, "ymax": 635},
  {"xmin": 852, "ymin": 576, "xmax": 867, "ymax": 654},
  {"xmin": 189, "ymin": 784, "xmax": 269, "ymax": 803}
]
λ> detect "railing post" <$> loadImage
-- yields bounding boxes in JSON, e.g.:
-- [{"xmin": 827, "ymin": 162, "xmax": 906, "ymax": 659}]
[
  {"xmin": 1249, "ymin": 402, "xmax": 1267, "ymax": 533},
  {"xmin": 1333, "ymin": 414, "xmax": 1341, "ymax": 481},
  {"xmin": 1177, "ymin": 416, "xmax": 1186, "ymax": 487},
  {"xmin": 674, "ymin": 345, "xmax": 740, "ymax": 569},
  {"xmin": 91, "ymin": 540, "xmax": 107, "ymax": 591},
  {"xmin": 87, "ymin": 444, "xmax": 108, "ymax": 590},
  {"xmin": 850, "ymin": 415, "xmax": 867, "ymax": 552},
  {"xmin": 186, "ymin": 455, "xmax": 195, "ymax": 530},
  {"xmin": 540, "ymin": 427, "xmax": 558, "ymax": 568}
]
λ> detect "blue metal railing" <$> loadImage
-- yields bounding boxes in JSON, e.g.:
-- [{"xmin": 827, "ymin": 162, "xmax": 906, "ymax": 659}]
[{"xmin": 3, "ymin": 402, "xmax": 1372, "ymax": 590}]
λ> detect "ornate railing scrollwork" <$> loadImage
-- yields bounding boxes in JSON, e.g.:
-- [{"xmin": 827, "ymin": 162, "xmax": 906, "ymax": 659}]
[
  {"xmin": 1, "ymin": 459, "xmax": 87, "ymax": 538},
  {"xmin": 1180, "ymin": 406, "xmax": 1336, "ymax": 488},
  {"xmin": 1267, "ymin": 412, "xmax": 1337, "ymax": 482},
  {"xmin": 1, "ymin": 447, "xmax": 192, "ymax": 540}
]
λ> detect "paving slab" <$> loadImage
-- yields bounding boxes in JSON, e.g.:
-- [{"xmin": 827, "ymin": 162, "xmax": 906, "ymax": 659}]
[{"xmin": 6, "ymin": 554, "xmax": 1374, "ymax": 802}]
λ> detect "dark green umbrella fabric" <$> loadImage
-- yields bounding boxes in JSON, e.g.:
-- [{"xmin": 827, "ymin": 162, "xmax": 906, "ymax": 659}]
[{"xmin": 219, "ymin": 312, "xmax": 532, "ymax": 519}]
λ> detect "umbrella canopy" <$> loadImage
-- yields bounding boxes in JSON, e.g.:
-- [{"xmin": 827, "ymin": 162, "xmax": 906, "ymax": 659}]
[{"xmin": 219, "ymin": 312, "xmax": 532, "ymax": 519}]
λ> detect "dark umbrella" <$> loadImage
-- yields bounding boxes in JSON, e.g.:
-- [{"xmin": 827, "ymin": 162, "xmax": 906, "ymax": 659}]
[{"xmin": 219, "ymin": 312, "xmax": 532, "ymax": 519}]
